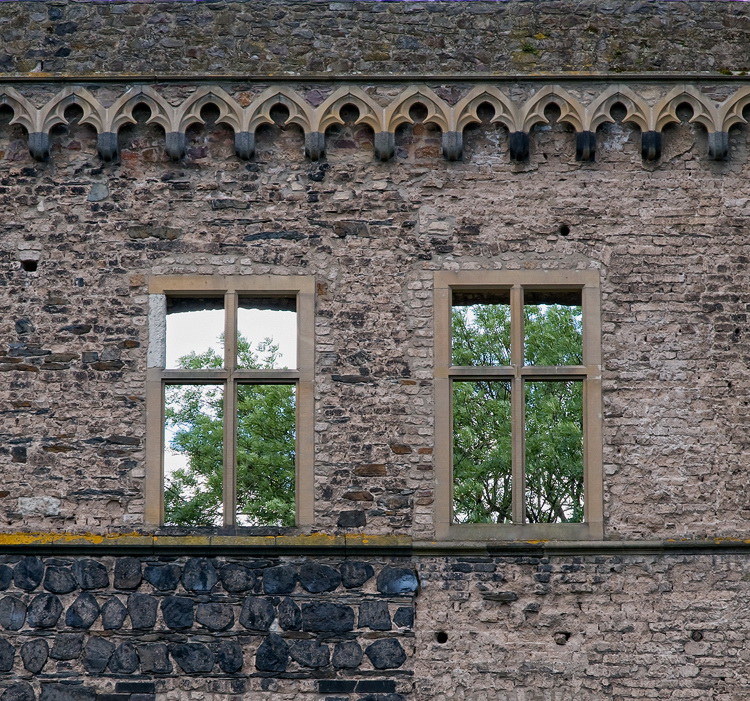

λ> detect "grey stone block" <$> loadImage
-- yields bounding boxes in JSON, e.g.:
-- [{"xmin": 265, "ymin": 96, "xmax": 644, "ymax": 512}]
[
  {"xmin": 239, "ymin": 596, "xmax": 274, "ymax": 631},
  {"xmin": 27, "ymin": 593, "xmax": 63, "ymax": 628},
  {"xmin": 359, "ymin": 599, "xmax": 392, "ymax": 631},
  {"xmin": 332, "ymin": 640, "xmax": 363, "ymax": 669},
  {"xmin": 66, "ymin": 592, "xmax": 100, "ymax": 629},
  {"xmin": 14, "ymin": 556, "xmax": 44, "ymax": 591},
  {"xmin": 83, "ymin": 637, "xmax": 115, "ymax": 673},
  {"xmin": 182, "ymin": 558, "xmax": 218, "ymax": 592},
  {"xmin": 301, "ymin": 602, "xmax": 354, "ymax": 632},
  {"xmin": 254, "ymin": 633, "xmax": 288, "ymax": 672},
  {"xmin": 298, "ymin": 563, "xmax": 341, "ymax": 593},
  {"xmin": 128, "ymin": 593, "xmax": 157, "ymax": 629},
  {"xmin": 364, "ymin": 639, "xmax": 407, "ymax": 669},
  {"xmin": 0, "ymin": 596, "xmax": 26, "ymax": 630},
  {"xmin": 290, "ymin": 639, "xmax": 329, "ymax": 668},
  {"xmin": 114, "ymin": 557, "xmax": 142, "ymax": 590},
  {"xmin": 21, "ymin": 638, "xmax": 48, "ymax": 673},
  {"xmin": 43, "ymin": 567, "xmax": 77, "ymax": 594},
  {"xmin": 101, "ymin": 596, "xmax": 128, "ymax": 630},
  {"xmin": 161, "ymin": 596, "xmax": 194, "ymax": 630},
  {"xmin": 170, "ymin": 642, "xmax": 215, "ymax": 674},
  {"xmin": 196, "ymin": 602, "xmax": 234, "ymax": 631},
  {"xmin": 73, "ymin": 559, "xmax": 109, "ymax": 590}
]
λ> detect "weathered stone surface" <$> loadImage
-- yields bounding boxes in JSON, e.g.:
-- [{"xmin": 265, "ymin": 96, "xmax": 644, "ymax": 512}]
[
  {"xmin": 65, "ymin": 592, "xmax": 100, "ymax": 629},
  {"xmin": 278, "ymin": 596, "xmax": 301, "ymax": 630},
  {"xmin": 170, "ymin": 642, "xmax": 215, "ymax": 674},
  {"xmin": 332, "ymin": 640, "xmax": 363, "ymax": 669},
  {"xmin": 27, "ymin": 593, "xmax": 63, "ymax": 628},
  {"xmin": 83, "ymin": 637, "xmax": 115, "ymax": 673},
  {"xmin": 114, "ymin": 557, "xmax": 142, "ymax": 590},
  {"xmin": 43, "ymin": 566, "xmax": 77, "ymax": 594},
  {"xmin": 262, "ymin": 565, "xmax": 296, "ymax": 595},
  {"xmin": 196, "ymin": 602, "xmax": 234, "ymax": 631},
  {"xmin": 219, "ymin": 563, "xmax": 256, "ymax": 592},
  {"xmin": 0, "ymin": 639, "xmax": 15, "ymax": 672},
  {"xmin": 0, "ymin": 596, "xmax": 26, "ymax": 630},
  {"xmin": 393, "ymin": 606, "xmax": 414, "ymax": 628},
  {"xmin": 359, "ymin": 600, "xmax": 391, "ymax": 631},
  {"xmin": 161, "ymin": 596, "xmax": 194, "ymax": 630},
  {"xmin": 128, "ymin": 593, "xmax": 157, "ymax": 629},
  {"xmin": 365, "ymin": 639, "xmax": 406, "ymax": 670},
  {"xmin": 73, "ymin": 559, "xmax": 108, "ymax": 590},
  {"xmin": 301, "ymin": 602, "xmax": 355, "ymax": 633},
  {"xmin": 239, "ymin": 596, "xmax": 275, "ymax": 631},
  {"xmin": 40, "ymin": 683, "xmax": 96, "ymax": 701},
  {"xmin": 213, "ymin": 640, "xmax": 244, "ymax": 674},
  {"xmin": 21, "ymin": 638, "xmax": 49, "ymax": 673},
  {"xmin": 341, "ymin": 561, "xmax": 374, "ymax": 589},
  {"xmin": 298, "ymin": 562, "xmax": 341, "ymax": 593},
  {"xmin": 14, "ymin": 556, "xmax": 44, "ymax": 591},
  {"xmin": 337, "ymin": 510, "xmax": 367, "ymax": 528},
  {"xmin": 51, "ymin": 633, "xmax": 84, "ymax": 661},
  {"xmin": 255, "ymin": 633, "xmax": 288, "ymax": 673},
  {"xmin": 290, "ymin": 639, "xmax": 330, "ymax": 668},
  {"xmin": 376, "ymin": 567, "xmax": 418, "ymax": 596},
  {"xmin": 108, "ymin": 642, "xmax": 139, "ymax": 674},
  {"xmin": 143, "ymin": 564, "xmax": 181, "ymax": 591},
  {"xmin": 1, "ymin": 683, "xmax": 35, "ymax": 701},
  {"xmin": 182, "ymin": 558, "xmax": 218, "ymax": 592},
  {"xmin": 0, "ymin": 565, "xmax": 12, "ymax": 591},
  {"xmin": 101, "ymin": 596, "xmax": 128, "ymax": 629},
  {"xmin": 137, "ymin": 642, "xmax": 172, "ymax": 674}
]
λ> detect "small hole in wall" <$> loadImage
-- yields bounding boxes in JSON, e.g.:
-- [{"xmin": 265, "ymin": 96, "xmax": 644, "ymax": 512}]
[
  {"xmin": 435, "ymin": 631, "xmax": 448, "ymax": 644},
  {"xmin": 21, "ymin": 260, "xmax": 38, "ymax": 272},
  {"xmin": 558, "ymin": 224, "xmax": 570, "ymax": 237},
  {"xmin": 691, "ymin": 630, "xmax": 703, "ymax": 642}
]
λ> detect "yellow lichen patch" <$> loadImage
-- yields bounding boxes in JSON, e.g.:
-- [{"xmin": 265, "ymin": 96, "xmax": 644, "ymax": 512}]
[
  {"xmin": 345, "ymin": 534, "xmax": 412, "ymax": 548},
  {"xmin": 211, "ymin": 535, "xmax": 277, "ymax": 548}
]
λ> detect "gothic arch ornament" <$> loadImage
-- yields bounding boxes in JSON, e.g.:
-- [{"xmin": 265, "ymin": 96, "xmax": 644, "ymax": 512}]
[
  {"xmin": 314, "ymin": 87, "xmax": 384, "ymax": 159},
  {"xmin": 384, "ymin": 86, "xmax": 453, "ymax": 161}
]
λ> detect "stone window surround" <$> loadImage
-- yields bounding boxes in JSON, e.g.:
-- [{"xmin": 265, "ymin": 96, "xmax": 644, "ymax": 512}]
[
  {"xmin": 144, "ymin": 275, "xmax": 315, "ymax": 529},
  {"xmin": 433, "ymin": 269, "xmax": 604, "ymax": 541}
]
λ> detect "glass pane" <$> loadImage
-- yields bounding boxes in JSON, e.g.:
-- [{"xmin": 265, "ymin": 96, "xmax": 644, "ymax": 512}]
[
  {"xmin": 523, "ymin": 289, "xmax": 582, "ymax": 366},
  {"xmin": 452, "ymin": 380, "xmax": 512, "ymax": 524},
  {"xmin": 163, "ymin": 384, "xmax": 224, "ymax": 526},
  {"xmin": 524, "ymin": 380, "xmax": 583, "ymax": 523},
  {"xmin": 237, "ymin": 297, "xmax": 297, "ymax": 370},
  {"xmin": 451, "ymin": 289, "xmax": 511, "ymax": 366},
  {"xmin": 236, "ymin": 384, "xmax": 296, "ymax": 527},
  {"xmin": 166, "ymin": 297, "xmax": 224, "ymax": 369}
]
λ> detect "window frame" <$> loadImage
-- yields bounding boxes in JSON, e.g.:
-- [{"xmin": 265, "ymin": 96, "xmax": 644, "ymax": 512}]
[
  {"xmin": 144, "ymin": 275, "xmax": 315, "ymax": 529},
  {"xmin": 434, "ymin": 270, "xmax": 603, "ymax": 541}
]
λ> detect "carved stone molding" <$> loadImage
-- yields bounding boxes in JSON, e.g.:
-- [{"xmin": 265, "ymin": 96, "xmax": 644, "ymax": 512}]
[{"xmin": 1, "ymin": 82, "xmax": 750, "ymax": 164}]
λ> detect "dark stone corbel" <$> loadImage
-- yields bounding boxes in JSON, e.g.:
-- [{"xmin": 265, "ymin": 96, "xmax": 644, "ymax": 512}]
[
  {"xmin": 97, "ymin": 132, "xmax": 119, "ymax": 163},
  {"xmin": 576, "ymin": 131, "xmax": 596, "ymax": 162},
  {"xmin": 305, "ymin": 132, "xmax": 326, "ymax": 161},
  {"xmin": 374, "ymin": 132, "xmax": 395, "ymax": 161},
  {"xmin": 442, "ymin": 131, "xmax": 463, "ymax": 162},
  {"xmin": 641, "ymin": 131, "xmax": 662, "ymax": 161},
  {"xmin": 28, "ymin": 132, "xmax": 50, "ymax": 161},
  {"xmin": 234, "ymin": 131, "xmax": 255, "ymax": 160},
  {"xmin": 509, "ymin": 131, "xmax": 530, "ymax": 162},
  {"xmin": 165, "ymin": 132, "xmax": 186, "ymax": 162},
  {"xmin": 708, "ymin": 131, "xmax": 729, "ymax": 161}
]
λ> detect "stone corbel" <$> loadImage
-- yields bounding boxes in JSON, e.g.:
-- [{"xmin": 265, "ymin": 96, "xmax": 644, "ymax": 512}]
[
  {"xmin": 641, "ymin": 131, "xmax": 662, "ymax": 161},
  {"xmin": 305, "ymin": 132, "xmax": 326, "ymax": 161},
  {"xmin": 576, "ymin": 131, "xmax": 596, "ymax": 162},
  {"xmin": 509, "ymin": 131, "xmax": 529, "ymax": 162},
  {"xmin": 234, "ymin": 131, "xmax": 255, "ymax": 160},
  {"xmin": 28, "ymin": 132, "xmax": 50, "ymax": 161},
  {"xmin": 165, "ymin": 132, "xmax": 186, "ymax": 161},
  {"xmin": 708, "ymin": 131, "xmax": 729, "ymax": 161},
  {"xmin": 96, "ymin": 132, "xmax": 119, "ymax": 163},
  {"xmin": 374, "ymin": 132, "xmax": 395, "ymax": 161},
  {"xmin": 442, "ymin": 131, "xmax": 463, "ymax": 162}
]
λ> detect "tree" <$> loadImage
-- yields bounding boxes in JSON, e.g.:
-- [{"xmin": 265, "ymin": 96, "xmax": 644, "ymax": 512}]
[
  {"xmin": 451, "ymin": 301, "xmax": 584, "ymax": 524},
  {"xmin": 163, "ymin": 336, "xmax": 296, "ymax": 527}
]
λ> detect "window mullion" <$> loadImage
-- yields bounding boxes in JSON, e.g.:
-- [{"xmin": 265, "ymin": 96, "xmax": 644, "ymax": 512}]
[
  {"xmin": 223, "ymin": 292, "xmax": 238, "ymax": 528},
  {"xmin": 510, "ymin": 285, "xmax": 525, "ymax": 523}
]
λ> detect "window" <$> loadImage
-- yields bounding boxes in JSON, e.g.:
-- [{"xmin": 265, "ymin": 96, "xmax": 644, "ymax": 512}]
[
  {"xmin": 145, "ymin": 276, "xmax": 314, "ymax": 528},
  {"xmin": 434, "ymin": 270, "xmax": 603, "ymax": 540}
]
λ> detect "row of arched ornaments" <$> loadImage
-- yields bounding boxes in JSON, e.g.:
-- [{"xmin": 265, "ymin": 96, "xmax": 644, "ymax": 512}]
[{"xmin": 2, "ymin": 83, "xmax": 750, "ymax": 163}]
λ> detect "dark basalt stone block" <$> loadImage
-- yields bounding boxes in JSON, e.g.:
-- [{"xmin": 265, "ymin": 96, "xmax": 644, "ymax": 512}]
[
  {"xmin": 641, "ymin": 130, "xmax": 662, "ymax": 161},
  {"xmin": 73, "ymin": 559, "xmax": 109, "ymax": 590},
  {"xmin": 0, "ymin": 639, "xmax": 15, "ymax": 672},
  {"xmin": 0, "ymin": 564, "xmax": 12, "ymax": 591},
  {"xmin": 1, "ymin": 682, "xmax": 35, "ymax": 701},
  {"xmin": 298, "ymin": 563, "xmax": 341, "ymax": 593},
  {"xmin": 575, "ymin": 130, "xmax": 596, "ymax": 162},
  {"xmin": 21, "ymin": 638, "xmax": 49, "ymax": 673},
  {"xmin": 290, "ymin": 639, "xmax": 330, "ymax": 668},
  {"xmin": 161, "ymin": 596, "xmax": 194, "ymax": 630},
  {"xmin": 182, "ymin": 558, "xmax": 218, "ymax": 593},
  {"xmin": 278, "ymin": 597, "xmax": 301, "ymax": 630},
  {"xmin": 254, "ymin": 633, "xmax": 288, "ymax": 672},
  {"xmin": 364, "ymin": 639, "xmax": 406, "ymax": 669},
  {"xmin": 170, "ymin": 642, "xmax": 215, "ymax": 674},
  {"xmin": 332, "ymin": 640, "xmax": 363, "ymax": 669},
  {"xmin": 40, "ymin": 684, "xmax": 96, "ymax": 701},
  {"xmin": 83, "ymin": 637, "xmax": 115, "ymax": 673},
  {"xmin": 28, "ymin": 593, "xmax": 63, "ymax": 628},
  {"xmin": 508, "ymin": 131, "xmax": 530, "ymax": 162},
  {"xmin": 51, "ymin": 633, "xmax": 84, "ymax": 661},
  {"xmin": 337, "ymin": 510, "xmax": 366, "ymax": 528},
  {"xmin": 359, "ymin": 600, "xmax": 391, "ymax": 631},
  {"xmin": 143, "ymin": 564, "xmax": 181, "ymax": 591},
  {"xmin": 128, "ymin": 593, "xmax": 157, "ymax": 629},
  {"xmin": 101, "ymin": 597, "xmax": 128, "ymax": 630},
  {"xmin": 301, "ymin": 602, "xmax": 355, "ymax": 633},
  {"xmin": 393, "ymin": 606, "xmax": 414, "ymax": 628},
  {"xmin": 376, "ymin": 567, "xmax": 418, "ymax": 595},
  {"xmin": 340, "ymin": 561, "xmax": 374, "ymax": 588},
  {"xmin": 66, "ymin": 592, "xmax": 100, "ymax": 629},
  {"xmin": 239, "ymin": 596, "xmax": 275, "ymax": 631},
  {"xmin": 213, "ymin": 640, "xmax": 243, "ymax": 674},
  {"xmin": 14, "ymin": 556, "xmax": 44, "ymax": 591},
  {"xmin": 196, "ymin": 602, "xmax": 234, "ymax": 631},
  {"xmin": 108, "ymin": 642, "xmax": 139, "ymax": 674},
  {"xmin": 0, "ymin": 596, "xmax": 26, "ymax": 630},
  {"xmin": 262, "ymin": 565, "xmax": 296, "ymax": 595},
  {"xmin": 43, "ymin": 567, "xmax": 77, "ymax": 594},
  {"xmin": 137, "ymin": 643, "xmax": 172, "ymax": 674},
  {"xmin": 114, "ymin": 557, "xmax": 142, "ymax": 590},
  {"xmin": 219, "ymin": 563, "xmax": 256, "ymax": 592}
]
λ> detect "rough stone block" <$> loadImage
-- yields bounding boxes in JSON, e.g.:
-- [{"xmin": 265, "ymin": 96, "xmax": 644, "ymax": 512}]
[
  {"xmin": 298, "ymin": 562, "xmax": 342, "ymax": 593},
  {"xmin": 290, "ymin": 639, "xmax": 330, "ymax": 668},
  {"xmin": 301, "ymin": 602, "xmax": 355, "ymax": 632},
  {"xmin": 196, "ymin": 602, "xmax": 234, "ymax": 631},
  {"xmin": 14, "ymin": 556, "xmax": 44, "ymax": 591},
  {"xmin": 143, "ymin": 564, "xmax": 181, "ymax": 591},
  {"xmin": 73, "ymin": 559, "xmax": 109, "ymax": 590},
  {"xmin": 161, "ymin": 596, "xmax": 194, "ymax": 630},
  {"xmin": 27, "ymin": 593, "xmax": 63, "ymax": 628},
  {"xmin": 0, "ymin": 596, "xmax": 26, "ymax": 630},
  {"xmin": 169, "ymin": 642, "xmax": 215, "ymax": 674},
  {"xmin": 262, "ymin": 565, "xmax": 297, "ymax": 594},
  {"xmin": 128, "ymin": 593, "xmax": 157, "ymax": 629},
  {"xmin": 66, "ymin": 592, "xmax": 100, "ymax": 629},
  {"xmin": 254, "ymin": 633, "xmax": 288, "ymax": 672},
  {"xmin": 50, "ymin": 633, "xmax": 84, "ymax": 661},
  {"xmin": 101, "ymin": 596, "xmax": 128, "ymax": 630},
  {"xmin": 332, "ymin": 640, "xmax": 363, "ymax": 669},
  {"xmin": 43, "ymin": 567, "xmax": 77, "ymax": 594},
  {"xmin": 83, "ymin": 637, "xmax": 115, "ymax": 674},
  {"xmin": 278, "ymin": 596, "xmax": 301, "ymax": 630},
  {"xmin": 182, "ymin": 558, "xmax": 218, "ymax": 592},
  {"xmin": 21, "ymin": 638, "xmax": 49, "ymax": 673},
  {"xmin": 359, "ymin": 599, "xmax": 392, "ymax": 631},
  {"xmin": 219, "ymin": 563, "xmax": 256, "ymax": 592},
  {"xmin": 239, "ymin": 596, "xmax": 274, "ymax": 631},
  {"xmin": 114, "ymin": 557, "xmax": 142, "ymax": 590},
  {"xmin": 340, "ymin": 561, "xmax": 374, "ymax": 588},
  {"xmin": 376, "ymin": 567, "xmax": 418, "ymax": 595},
  {"xmin": 364, "ymin": 639, "xmax": 407, "ymax": 670}
]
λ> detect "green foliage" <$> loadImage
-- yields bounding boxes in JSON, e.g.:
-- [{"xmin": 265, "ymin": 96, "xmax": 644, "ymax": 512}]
[
  {"xmin": 452, "ymin": 302, "xmax": 584, "ymax": 524},
  {"xmin": 164, "ymin": 336, "xmax": 296, "ymax": 527}
]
